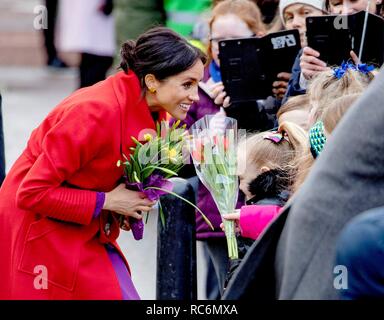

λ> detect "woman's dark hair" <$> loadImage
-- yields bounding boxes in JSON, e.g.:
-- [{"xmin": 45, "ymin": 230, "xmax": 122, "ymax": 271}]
[{"xmin": 120, "ymin": 27, "xmax": 207, "ymax": 88}]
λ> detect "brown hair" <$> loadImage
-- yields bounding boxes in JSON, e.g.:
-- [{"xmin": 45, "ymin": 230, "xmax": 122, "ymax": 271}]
[
  {"xmin": 307, "ymin": 68, "xmax": 374, "ymax": 122},
  {"xmin": 120, "ymin": 27, "xmax": 207, "ymax": 89},
  {"xmin": 240, "ymin": 121, "xmax": 307, "ymax": 195},
  {"xmin": 293, "ymin": 93, "xmax": 361, "ymax": 193},
  {"xmin": 208, "ymin": 0, "xmax": 266, "ymax": 59}
]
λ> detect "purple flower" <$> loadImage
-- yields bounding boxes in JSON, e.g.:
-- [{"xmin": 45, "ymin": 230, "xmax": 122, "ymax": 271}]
[{"xmin": 125, "ymin": 174, "xmax": 174, "ymax": 240}]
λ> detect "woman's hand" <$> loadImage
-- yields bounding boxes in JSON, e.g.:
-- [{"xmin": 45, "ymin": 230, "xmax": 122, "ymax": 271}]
[
  {"xmin": 220, "ymin": 210, "xmax": 241, "ymax": 233},
  {"xmin": 120, "ymin": 216, "xmax": 131, "ymax": 231},
  {"xmin": 300, "ymin": 47, "xmax": 329, "ymax": 80},
  {"xmin": 272, "ymin": 72, "xmax": 291, "ymax": 100},
  {"xmin": 210, "ymin": 82, "xmax": 231, "ymax": 108},
  {"xmin": 103, "ymin": 184, "xmax": 156, "ymax": 219}
]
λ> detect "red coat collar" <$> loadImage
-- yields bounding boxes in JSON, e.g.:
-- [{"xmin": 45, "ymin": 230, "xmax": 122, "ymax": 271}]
[{"xmin": 111, "ymin": 71, "xmax": 167, "ymax": 158}]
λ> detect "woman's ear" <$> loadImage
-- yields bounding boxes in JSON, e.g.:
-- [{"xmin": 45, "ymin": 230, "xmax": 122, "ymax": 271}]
[
  {"xmin": 260, "ymin": 166, "xmax": 271, "ymax": 173},
  {"xmin": 144, "ymin": 74, "xmax": 159, "ymax": 93}
]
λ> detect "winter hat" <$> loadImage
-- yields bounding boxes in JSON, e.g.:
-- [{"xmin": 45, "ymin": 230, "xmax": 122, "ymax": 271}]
[{"xmin": 279, "ymin": 0, "xmax": 325, "ymax": 24}]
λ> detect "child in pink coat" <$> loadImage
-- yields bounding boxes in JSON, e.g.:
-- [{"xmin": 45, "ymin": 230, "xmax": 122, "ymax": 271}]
[{"xmin": 221, "ymin": 121, "xmax": 307, "ymax": 241}]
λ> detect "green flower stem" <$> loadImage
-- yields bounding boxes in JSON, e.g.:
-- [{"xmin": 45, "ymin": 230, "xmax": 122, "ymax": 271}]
[
  {"xmin": 223, "ymin": 219, "xmax": 238, "ymax": 260},
  {"xmin": 145, "ymin": 186, "xmax": 214, "ymax": 230}
]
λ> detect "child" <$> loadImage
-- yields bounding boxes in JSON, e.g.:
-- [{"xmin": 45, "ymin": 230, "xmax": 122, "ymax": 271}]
[
  {"xmin": 221, "ymin": 121, "xmax": 307, "ymax": 240},
  {"xmin": 277, "ymin": 94, "xmax": 311, "ymax": 130},
  {"xmin": 294, "ymin": 93, "xmax": 362, "ymax": 192},
  {"xmin": 299, "ymin": 0, "xmax": 380, "ymax": 86},
  {"xmin": 306, "ymin": 63, "xmax": 374, "ymax": 126},
  {"xmin": 280, "ymin": 0, "xmax": 327, "ymax": 102},
  {"xmin": 176, "ymin": 0, "xmax": 274, "ymax": 300}
]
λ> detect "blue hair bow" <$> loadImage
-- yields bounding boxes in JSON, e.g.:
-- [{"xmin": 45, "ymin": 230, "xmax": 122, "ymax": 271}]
[{"xmin": 333, "ymin": 61, "xmax": 375, "ymax": 79}]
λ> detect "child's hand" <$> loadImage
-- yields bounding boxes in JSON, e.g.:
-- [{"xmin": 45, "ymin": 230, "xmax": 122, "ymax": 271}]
[
  {"xmin": 220, "ymin": 210, "xmax": 241, "ymax": 233},
  {"xmin": 272, "ymin": 72, "xmax": 291, "ymax": 100},
  {"xmin": 210, "ymin": 82, "xmax": 231, "ymax": 108},
  {"xmin": 300, "ymin": 47, "xmax": 329, "ymax": 80},
  {"xmin": 350, "ymin": 50, "xmax": 360, "ymax": 65},
  {"xmin": 209, "ymin": 107, "xmax": 226, "ymax": 136}
]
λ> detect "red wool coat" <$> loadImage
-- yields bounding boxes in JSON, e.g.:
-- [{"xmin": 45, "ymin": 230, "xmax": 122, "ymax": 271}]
[{"xmin": 0, "ymin": 71, "xmax": 165, "ymax": 299}]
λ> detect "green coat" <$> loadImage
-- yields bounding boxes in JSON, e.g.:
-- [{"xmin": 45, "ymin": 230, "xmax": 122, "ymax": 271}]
[
  {"xmin": 115, "ymin": 0, "xmax": 165, "ymax": 44},
  {"xmin": 164, "ymin": 0, "xmax": 211, "ymax": 37}
]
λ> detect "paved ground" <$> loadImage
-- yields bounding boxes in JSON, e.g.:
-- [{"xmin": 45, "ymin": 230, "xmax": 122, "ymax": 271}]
[{"xmin": 1, "ymin": 0, "xmax": 208, "ymax": 300}]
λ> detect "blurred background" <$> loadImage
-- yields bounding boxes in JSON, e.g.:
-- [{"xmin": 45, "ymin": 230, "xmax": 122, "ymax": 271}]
[{"xmin": 0, "ymin": 0, "xmax": 208, "ymax": 299}]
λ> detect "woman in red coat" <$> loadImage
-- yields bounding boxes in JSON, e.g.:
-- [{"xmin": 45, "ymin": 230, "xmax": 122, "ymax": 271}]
[{"xmin": 0, "ymin": 27, "xmax": 206, "ymax": 300}]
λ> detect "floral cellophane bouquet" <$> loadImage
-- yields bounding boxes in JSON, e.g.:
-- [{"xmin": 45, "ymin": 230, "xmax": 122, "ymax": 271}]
[
  {"xmin": 190, "ymin": 115, "xmax": 239, "ymax": 260},
  {"xmin": 117, "ymin": 120, "xmax": 213, "ymax": 240}
]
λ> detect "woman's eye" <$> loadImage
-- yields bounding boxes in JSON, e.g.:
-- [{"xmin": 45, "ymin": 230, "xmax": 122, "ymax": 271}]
[
  {"xmin": 183, "ymin": 82, "xmax": 193, "ymax": 89},
  {"xmin": 285, "ymin": 15, "xmax": 293, "ymax": 21}
]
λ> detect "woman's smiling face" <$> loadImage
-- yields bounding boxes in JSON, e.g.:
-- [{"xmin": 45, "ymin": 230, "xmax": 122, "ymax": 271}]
[{"xmin": 145, "ymin": 59, "xmax": 204, "ymax": 120}]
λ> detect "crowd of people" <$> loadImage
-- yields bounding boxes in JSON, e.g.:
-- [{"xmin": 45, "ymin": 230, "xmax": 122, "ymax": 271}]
[{"xmin": 0, "ymin": 0, "xmax": 383, "ymax": 300}]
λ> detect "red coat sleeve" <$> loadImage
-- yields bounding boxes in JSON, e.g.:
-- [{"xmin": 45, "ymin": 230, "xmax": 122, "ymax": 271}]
[{"xmin": 16, "ymin": 102, "xmax": 117, "ymax": 225}]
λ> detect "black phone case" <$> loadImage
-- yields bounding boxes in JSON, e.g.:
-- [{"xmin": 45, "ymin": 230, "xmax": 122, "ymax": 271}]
[
  {"xmin": 218, "ymin": 29, "xmax": 301, "ymax": 103},
  {"xmin": 306, "ymin": 11, "xmax": 384, "ymax": 67}
]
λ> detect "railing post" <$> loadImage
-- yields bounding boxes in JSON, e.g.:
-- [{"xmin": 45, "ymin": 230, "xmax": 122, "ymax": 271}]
[{"xmin": 156, "ymin": 177, "xmax": 197, "ymax": 300}]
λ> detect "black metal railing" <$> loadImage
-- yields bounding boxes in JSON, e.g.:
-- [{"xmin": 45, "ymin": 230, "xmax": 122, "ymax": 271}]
[{"xmin": 156, "ymin": 177, "xmax": 197, "ymax": 300}]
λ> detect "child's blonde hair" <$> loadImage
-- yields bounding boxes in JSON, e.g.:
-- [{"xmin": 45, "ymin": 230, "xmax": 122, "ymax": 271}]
[
  {"xmin": 307, "ymin": 68, "xmax": 373, "ymax": 122},
  {"xmin": 322, "ymin": 93, "xmax": 360, "ymax": 134},
  {"xmin": 293, "ymin": 93, "xmax": 361, "ymax": 192},
  {"xmin": 277, "ymin": 94, "xmax": 310, "ymax": 119},
  {"xmin": 277, "ymin": 94, "xmax": 311, "ymax": 129},
  {"xmin": 240, "ymin": 121, "xmax": 307, "ymax": 195}
]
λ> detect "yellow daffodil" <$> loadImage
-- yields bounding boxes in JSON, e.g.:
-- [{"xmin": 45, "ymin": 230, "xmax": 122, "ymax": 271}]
[
  {"xmin": 168, "ymin": 148, "xmax": 177, "ymax": 159},
  {"xmin": 144, "ymin": 133, "xmax": 153, "ymax": 142}
]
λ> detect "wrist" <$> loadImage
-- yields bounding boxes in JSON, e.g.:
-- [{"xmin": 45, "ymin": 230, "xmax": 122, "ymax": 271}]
[
  {"xmin": 103, "ymin": 192, "xmax": 111, "ymax": 211},
  {"xmin": 93, "ymin": 192, "xmax": 106, "ymax": 219}
]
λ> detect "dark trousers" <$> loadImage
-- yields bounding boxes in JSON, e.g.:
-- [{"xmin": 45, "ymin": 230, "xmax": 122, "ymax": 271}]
[
  {"xmin": 79, "ymin": 53, "xmax": 114, "ymax": 88},
  {"xmin": 43, "ymin": 0, "xmax": 58, "ymax": 63},
  {"xmin": 0, "ymin": 95, "xmax": 5, "ymax": 186},
  {"xmin": 336, "ymin": 206, "xmax": 384, "ymax": 299}
]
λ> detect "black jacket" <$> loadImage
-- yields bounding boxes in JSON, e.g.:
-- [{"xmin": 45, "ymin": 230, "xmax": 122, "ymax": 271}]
[{"xmin": 222, "ymin": 204, "xmax": 291, "ymax": 299}]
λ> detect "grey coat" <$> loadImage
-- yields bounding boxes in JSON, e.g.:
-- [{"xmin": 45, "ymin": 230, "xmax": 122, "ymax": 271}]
[
  {"xmin": 223, "ymin": 67, "xmax": 384, "ymax": 300},
  {"xmin": 0, "ymin": 94, "xmax": 5, "ymax": 186}
]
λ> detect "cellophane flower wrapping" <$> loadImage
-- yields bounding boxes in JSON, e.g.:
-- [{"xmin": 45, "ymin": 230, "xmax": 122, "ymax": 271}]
[
  {"xmin": 119, "ymin": 120, "xmax": 213, "ymax": 240},
  {"xmin": 190, "ymin": 115, "xmax": 239, "ymax": 260}
]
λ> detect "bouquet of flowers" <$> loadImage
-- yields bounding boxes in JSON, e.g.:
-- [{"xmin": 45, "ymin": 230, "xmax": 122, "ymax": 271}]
[
  {"xmin": 117, "ymin": 120, "xmax": 212, "ymax": 240},
  {"xmin": 190, "ymin": 115, "xmax": 239, "ymax": 260}
]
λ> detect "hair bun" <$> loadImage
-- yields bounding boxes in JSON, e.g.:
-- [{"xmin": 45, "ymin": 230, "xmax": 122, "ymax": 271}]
[{"xmin": 120, "ymin": 40, "xmax": 137, "ymax": 72}]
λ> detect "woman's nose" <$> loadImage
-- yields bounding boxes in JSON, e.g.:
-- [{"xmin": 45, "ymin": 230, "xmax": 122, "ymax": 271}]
[{"xmin": 189, "ymin": 87, "xmax": 200, "ymax": 102}]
